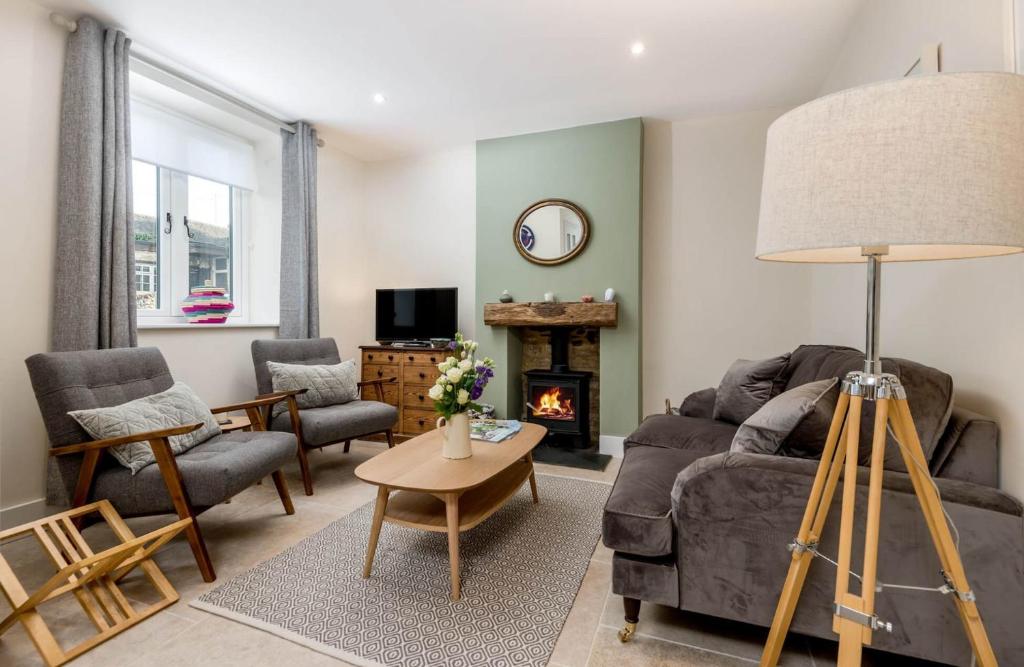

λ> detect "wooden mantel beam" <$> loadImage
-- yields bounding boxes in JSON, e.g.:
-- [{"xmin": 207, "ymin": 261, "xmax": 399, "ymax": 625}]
[{"xmin": 483, "ymin": 302, "xmax": 618, "ymax": 328}]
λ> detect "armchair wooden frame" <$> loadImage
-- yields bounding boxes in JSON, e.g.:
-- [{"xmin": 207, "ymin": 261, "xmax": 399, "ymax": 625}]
[
  {"xmin": 49, "ymin": 394, "xmax": 296, "ymax": 584},
  {"xmin": 271, "ymin": 378, "xmax": 398, "ymax": 496},
  {"xmin": 0, "ymin": 500, "xmax": 191, "ymax": 666}
]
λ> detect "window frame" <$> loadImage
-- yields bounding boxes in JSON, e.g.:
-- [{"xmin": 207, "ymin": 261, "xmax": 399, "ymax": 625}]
[{"xmin": 134, "ymin": 160, "xmax": 250, "ymax": 327}]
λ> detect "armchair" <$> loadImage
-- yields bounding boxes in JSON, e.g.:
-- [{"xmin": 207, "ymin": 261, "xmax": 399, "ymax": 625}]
[
  {"xmin": 251, "ymin": 338, "xmax": 399, "ymax": 495},
  {"xmin": 25, "ymin": 347, "xmax": 297, "ymax": 583}
]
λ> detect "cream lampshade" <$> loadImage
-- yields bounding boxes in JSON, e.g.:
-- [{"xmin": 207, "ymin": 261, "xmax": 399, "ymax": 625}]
[{"xmin": 756, "ymin": 72, "xmax": 1024, "ymax": 263}]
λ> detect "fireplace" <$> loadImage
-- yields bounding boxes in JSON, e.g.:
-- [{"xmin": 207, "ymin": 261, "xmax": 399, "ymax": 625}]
[{"xmin": 524, "ymin": 369, "xmax": 591, "ymax": 448}]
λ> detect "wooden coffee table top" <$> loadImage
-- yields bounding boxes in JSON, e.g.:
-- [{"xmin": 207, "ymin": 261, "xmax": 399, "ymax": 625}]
[{"xmin": 354, "ymin": 422, "xmax": 546, "ymax": 493}]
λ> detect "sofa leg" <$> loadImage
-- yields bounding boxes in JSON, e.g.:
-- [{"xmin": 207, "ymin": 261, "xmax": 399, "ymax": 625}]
[{"xmin": 619, "ymin": 597, "xmax": 641, "ymax": 643}]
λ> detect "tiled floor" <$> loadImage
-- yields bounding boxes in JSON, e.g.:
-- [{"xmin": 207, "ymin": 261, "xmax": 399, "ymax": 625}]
[{"xmin": 0, "ymin": 441, "xmax": 926, "ymax": 666}]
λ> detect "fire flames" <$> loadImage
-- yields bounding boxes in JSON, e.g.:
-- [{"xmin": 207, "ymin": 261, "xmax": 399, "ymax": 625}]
[{"xmin": 532, "ymin": 387, "xmax": 575, "ymax": 420}]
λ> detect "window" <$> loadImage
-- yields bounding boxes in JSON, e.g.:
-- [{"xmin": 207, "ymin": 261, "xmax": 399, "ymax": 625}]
[{"xmin": 132, "ymin": 159, "xmax": 250, "ymax": 321}]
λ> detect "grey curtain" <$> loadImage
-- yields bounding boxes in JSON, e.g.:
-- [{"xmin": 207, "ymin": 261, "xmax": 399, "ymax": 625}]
[
  {"xmin": 52, "ymin": 17, "xmax": 137, "ymax": 351},
  {"xmin": 279, "ymin": 121, "xmax": 320, "ymax": 338}
]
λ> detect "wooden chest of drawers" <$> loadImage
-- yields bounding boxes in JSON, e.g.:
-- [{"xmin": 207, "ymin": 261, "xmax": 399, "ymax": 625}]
[{"xmin": 360, "ymin": 345, "xmax": 448, "ymax": 439}]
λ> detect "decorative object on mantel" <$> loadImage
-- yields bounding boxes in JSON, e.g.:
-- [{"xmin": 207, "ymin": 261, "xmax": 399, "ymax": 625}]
[
  {"xmin": 543, "ymin": 291, "xmax": 555, "ymax": 303},
  {"xmin": 181, "ymin": 283, "xmax": 235, "ymax": 323},
  {"xmin": 580, "ymin": 294, "xmax": 594, "ymax": 303},
  {"xmin": 430, "ymin": 333, "xmax": 496, "ymax": 459},
  {"xmin": 484, "ymin": 301, "xmax": 618, "ymax": 328},
  {"xmin": 513, "ymin": 199, "xmax": 591, "ymax": 266},
  {"xmin": 603, "ymin": 287, "xmax": 615, "ymax": 302},
  {"xmin": 499, "ymin": 290, "xmax": 514, "ymax": 303}
]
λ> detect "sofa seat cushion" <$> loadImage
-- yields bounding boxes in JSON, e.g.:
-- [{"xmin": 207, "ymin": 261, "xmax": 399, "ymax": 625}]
[
  {"xmin": 272, "ymin": 400, "xmax": 398, "ymax": 447},
  {"xmin": 625, "ymin": 414, "xmax": 738, "ymax": 455},
  {"xmin": 603, "ymin": 445, "xmax": 711, "ymax": 557},
  {"xmin": 91, "ymin": 430, "xmax": 297, "ymax": 516}
]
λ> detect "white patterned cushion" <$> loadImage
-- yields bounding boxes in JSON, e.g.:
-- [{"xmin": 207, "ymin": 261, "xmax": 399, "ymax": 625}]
[
  {"xmin": 68, "ymin": 381, "xmax": 221, "ymax": 474},
  {"xmin": 267, "ymin": 359, "xmax": 359, "ymax": 417}
]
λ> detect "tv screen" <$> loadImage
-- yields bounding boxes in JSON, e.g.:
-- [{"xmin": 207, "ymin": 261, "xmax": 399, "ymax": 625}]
[{"xmin": 375, "ymin": 288, "xmax": 458, "ymax": 342}]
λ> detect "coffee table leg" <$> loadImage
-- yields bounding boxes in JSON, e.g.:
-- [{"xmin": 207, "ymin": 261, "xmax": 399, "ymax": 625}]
[
  {"xmin": 363, "ymin": 486, "xmax": 390, "ymax": 578},
  {"xmin": 527, "ymin": 453, "xmax": 539, "ymax": 504},
  {"xmin": 445, "ymin": 493, "xmax": 461, "ymax": 601}
]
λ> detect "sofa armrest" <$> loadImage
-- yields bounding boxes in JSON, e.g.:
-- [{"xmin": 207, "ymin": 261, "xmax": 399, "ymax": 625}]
[
  {"xmin": 679, "ymin": 387, "xmax": 716, "ymax": 418},
  {"xmin": 667, "ymin": 451, "xmax": 1024, "ymax": 663},
  {"xmin": 931, "ymin": 406, "xmax": 999, "ymax": 487}
]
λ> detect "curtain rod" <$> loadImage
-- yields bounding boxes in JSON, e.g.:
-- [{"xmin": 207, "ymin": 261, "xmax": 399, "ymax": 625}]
[{"xmin": 49, "ymin": 11, "xmax": 326, "ymax": 146}]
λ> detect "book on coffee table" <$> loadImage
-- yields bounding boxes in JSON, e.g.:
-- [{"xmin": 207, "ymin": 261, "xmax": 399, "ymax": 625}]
[{"xmin": 470, "ymin": 419, "xmax": 523, "ymax": 443}]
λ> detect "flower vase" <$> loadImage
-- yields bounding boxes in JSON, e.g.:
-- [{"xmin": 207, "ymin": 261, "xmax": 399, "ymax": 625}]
[{"xmin": 437, "ymin": 412, "xmax": 472, "ymax": 459}]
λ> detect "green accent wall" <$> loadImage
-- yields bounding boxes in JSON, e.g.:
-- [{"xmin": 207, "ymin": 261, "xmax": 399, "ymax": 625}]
[{"xmin": 475, "ymin": 118, "xmax": 643, "ymax": 437}]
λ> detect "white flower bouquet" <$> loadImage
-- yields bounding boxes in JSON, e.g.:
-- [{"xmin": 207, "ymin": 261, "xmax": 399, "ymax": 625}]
[{"xmin": 429, "ymin": 332, "xmax": 496, "ymax": 420}]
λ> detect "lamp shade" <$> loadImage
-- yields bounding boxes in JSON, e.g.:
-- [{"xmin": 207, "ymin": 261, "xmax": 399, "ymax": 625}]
[{"xmin": 756, "ymin": 72, "xmax": 1024, "ymax": 262}]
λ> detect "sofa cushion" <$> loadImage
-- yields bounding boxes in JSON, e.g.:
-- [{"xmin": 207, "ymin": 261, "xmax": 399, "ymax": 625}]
[
  {"xmin": 69, "ymin": 381, "xmax": 221, "ymax": 474},
  {"xmin": 712, "ymin": 355, "xmax": 791, "ymax": 425},
  {"xmin": 603, "ymin": 445, "xmax": 711, "ymax": 557},
  {"xmin": 90, "ymin": 430, "xmax": 297, "ymax": 516},
  {"xmin": 731, "ymin": 379, "xmax": 838, "ymax": 456},
  {"xmin": 624, "ymin": 414, "xmax": 738, "ymax": 455},
  {"xmin": 782, "ymin": 345, "xmax": 953, "ymax": 471},
  {"xmin": 272, "ymin": 400, "xmax": 398, "ymax": 446},
  {"xmin": 267, "ymin": 359, "xmax": 359, "ymax": 418}
]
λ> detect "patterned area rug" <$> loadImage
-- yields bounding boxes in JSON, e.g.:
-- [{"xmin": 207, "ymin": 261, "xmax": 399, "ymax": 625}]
[{"xmin": 192, "ymin": 474, "xmax": 611, "ymax": 667}]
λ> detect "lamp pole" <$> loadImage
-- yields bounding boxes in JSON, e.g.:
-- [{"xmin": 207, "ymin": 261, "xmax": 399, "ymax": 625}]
[{"xmin": 862, "ymin": 247, "xmax": 885, "ymax": 377}]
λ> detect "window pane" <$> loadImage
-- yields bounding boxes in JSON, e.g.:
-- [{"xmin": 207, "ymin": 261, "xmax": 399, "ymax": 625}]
[
  {"xmin": 132, "ymin": 160, "xmax": 159, "ymax": 309},
  {"xmin": 187, "ymin": 175, "xmax": 232, "ymax": 296}
]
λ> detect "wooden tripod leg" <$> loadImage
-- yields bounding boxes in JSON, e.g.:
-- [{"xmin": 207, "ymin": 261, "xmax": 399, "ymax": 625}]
[
  {"xmin": 760, "ymin": 392, "xmax": 850, "ymax": 667},
  {"xmin": 858, "ymin": 398, "xmax": 889, "ymax": 646},
  {"xmin": 832, "ymin": 395, "xmax": 863, "ymax": 635},
  {"xmin": 889, "ymin": 399, "xmax": 997, "ymax": 667}
]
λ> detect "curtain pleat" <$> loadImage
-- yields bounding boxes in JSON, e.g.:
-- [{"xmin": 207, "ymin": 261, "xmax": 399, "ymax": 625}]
[{"xmin": 52, "ymin": 16, "xmax": 136, "ymax": 351}]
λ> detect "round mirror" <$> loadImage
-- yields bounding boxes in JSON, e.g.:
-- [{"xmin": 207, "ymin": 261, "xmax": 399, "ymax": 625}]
[{"xmin": 513, "ymin": 199, "xmax": 590, "ymax": 265}]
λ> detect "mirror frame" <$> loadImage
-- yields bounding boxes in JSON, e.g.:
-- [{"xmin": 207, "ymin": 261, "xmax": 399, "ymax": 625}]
[{"xmin": 513, "ymin": 199, "xmax": 591, "ymax": 266}]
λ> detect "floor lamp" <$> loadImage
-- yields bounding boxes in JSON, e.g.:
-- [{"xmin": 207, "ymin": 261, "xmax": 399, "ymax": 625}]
[{"xmin": 755, "ymin": 72, "xmax": 1024, "ymax": 667}]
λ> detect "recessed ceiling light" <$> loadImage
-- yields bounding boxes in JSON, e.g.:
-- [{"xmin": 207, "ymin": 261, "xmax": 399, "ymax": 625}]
[
  {"xmin": 630, "ymin": 41, "xmax": 645, "ymax": 56},
  {"xmin": 372, "ymin": 93, "xmax": 387, "ymax": 104}
]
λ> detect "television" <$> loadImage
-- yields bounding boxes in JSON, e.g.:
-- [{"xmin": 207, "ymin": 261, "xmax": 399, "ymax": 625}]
[{"xmin": 375, "ymin": 288, "xmax": 458, "ymax": 343}]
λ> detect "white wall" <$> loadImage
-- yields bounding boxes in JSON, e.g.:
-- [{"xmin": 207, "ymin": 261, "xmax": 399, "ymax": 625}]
[
  {"xmin": 0, "ymin": 0, "xmax": 65, "ymax": 526},
  {"xmin": 809, "ymin": 0, "xmax": 1024, "ymax": 498},
  {"xmin": 641, "ymin": 110, "xmax": 813, "ymax": 416}
]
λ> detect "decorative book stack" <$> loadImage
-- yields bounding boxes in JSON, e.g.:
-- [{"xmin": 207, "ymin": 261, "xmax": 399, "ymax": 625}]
[{"xmin": 180, "ymin": 286, "xmax": 235, "ymax": 324}]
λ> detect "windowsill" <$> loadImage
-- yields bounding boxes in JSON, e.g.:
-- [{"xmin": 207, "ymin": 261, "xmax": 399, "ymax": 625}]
[{"xmin": 138, "ymin": 321, "xmax": 279, "ymax": 330}]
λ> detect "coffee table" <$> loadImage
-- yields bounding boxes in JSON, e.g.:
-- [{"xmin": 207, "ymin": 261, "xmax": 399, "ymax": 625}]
[{"xmin": 354, "ymin": 422, "xmax": 547, "ymax": 600}]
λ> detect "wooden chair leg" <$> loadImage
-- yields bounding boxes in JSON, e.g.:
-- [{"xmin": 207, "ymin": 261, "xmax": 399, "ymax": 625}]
[
  {"xmin": 271, "ymin": 470, "xmax": 294, "ymax": 515},
  {"xmin": 148, "ymin": 437, "xmax": 216, "ymax": 582},
  {"xmin": 296, "ymin": 445, "xmax": 314, "ymax": 496},
  {"xmin": 385, "ymin": 430, "xmax": 395, "ymax": 448},
  {"xmin": 343, "ymin": 440, "xmax": 351, "ymax": 454}
]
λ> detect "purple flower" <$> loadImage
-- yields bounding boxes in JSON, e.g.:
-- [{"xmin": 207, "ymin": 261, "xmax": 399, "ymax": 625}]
[{"xmin": 448, "ymin": 340, "xmax": 458, "ymax": 350}]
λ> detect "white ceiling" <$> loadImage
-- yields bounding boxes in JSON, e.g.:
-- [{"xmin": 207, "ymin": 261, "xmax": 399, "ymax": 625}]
[{"xmin": 40, "ymin": 0, "xmax": 863, "ymax": 161}]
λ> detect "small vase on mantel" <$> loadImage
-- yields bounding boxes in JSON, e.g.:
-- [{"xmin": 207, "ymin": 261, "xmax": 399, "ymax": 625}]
[{"xmin": 437, "ymin": 412, "xmax": 472, "ymax": 460}]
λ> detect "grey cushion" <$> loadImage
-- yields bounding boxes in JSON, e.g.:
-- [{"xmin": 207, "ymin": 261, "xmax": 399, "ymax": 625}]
[
  {"xmin": 679, "ymin": 387, "xmax": 716, "ymax": 418},
  {"xmin": 69, "ymin": 381, "xmax": 221, "ymax": 473},
  {"xmin": 251, "ymin": 338, "xmax": 342, "ymax": 396},
  {"xmin": 624, "ymin": 414, "xmax": 738, "ymax": 455},
  {"xmin": 712, "ymin": 354, "xmax": 790, "ymax": 425},
  {"xmin": 90, "ymin": 430, "xmax": 297, "ymax": 516},
  {"xmin": 271, "ymin": 400, "xmax": 398, "ymax": 447},
  {"xmin": 782, "ymin": 345, "xmax": 953, "ymax": 472},
  {"xmin": 267, "ymin": 359, "xmax": 358, "ymax": 418},
  {"xmin": 730, "ymin": 379, "xmax": 838, "ymax": 456},
  {"xmin": 603, "ymin": 445, "xmax": 710, "ymax": 557},
  {"xmin": 782, "ymin": 378, "xmax": 841, "ymax": 458}
]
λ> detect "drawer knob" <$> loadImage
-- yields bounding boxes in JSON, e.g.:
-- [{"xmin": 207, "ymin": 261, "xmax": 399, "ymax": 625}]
[
  {"xmin": 418, "ymin": 372, "xmax": 426, "ymax": 379},
  {"xmin": 408, "ymin": 355, "xmax": 414, "ymax": 362},
  {"xmin": 388, "ymin": 354, "xmax": 394, "ymax": 361},
  {"xmin": 367, "ymin": 354, "xmax": 374, "ymax": 361},
  {"xmin": 418, "ymin": 395, "xmax": 424, "ymax": 401},
  {"xmin": 430, "ymin": 356, "xmax": 437, "ymax": 363},
  {"xmin": 377, "ymin": 370, "xmax": 383, "ymax": 377}
]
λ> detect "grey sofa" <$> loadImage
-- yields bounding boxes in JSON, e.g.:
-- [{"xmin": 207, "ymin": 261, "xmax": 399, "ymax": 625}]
[
  {"xmin": 603, "ymin": 345, "xmax": 1024, "ymax": 665},
  {"xmin": 251, "ymin": 338, "xmax": 399, "ymax": 495},
  {"xmin": 25, "ymin": 347, "xmax": 297, "ymax": 582}
]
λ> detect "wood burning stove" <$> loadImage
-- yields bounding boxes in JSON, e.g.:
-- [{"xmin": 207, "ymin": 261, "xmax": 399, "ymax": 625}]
[{"xmin": 524, "ymin": 369, "xmax": 591, "ymax": 448}]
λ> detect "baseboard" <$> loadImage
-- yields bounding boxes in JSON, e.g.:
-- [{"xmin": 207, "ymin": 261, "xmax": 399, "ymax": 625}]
[
  {"xmin": 0, "ymin": 497, "xmax": 47, "ymax": 530},
  {"xmin": 598, "ymin": 435, "xmax": 625, "ymax": 458}
]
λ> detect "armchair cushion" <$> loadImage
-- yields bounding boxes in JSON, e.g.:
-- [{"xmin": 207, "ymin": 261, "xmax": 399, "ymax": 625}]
[
  {"xmin": 267, "ymin": 359, "xmax": 359, "ymax": 418},
  {"xmin": 602, "ymin": 445, "xmax": 711, "ymax": 557},
  {"xmin": 68, "ymin": 381, "xmax": 220, "ymax": 474},
  {"xmin": 271, "ymin": 399, "xmax": 398, "ymax": 447},
  {"xmin": 91, "ymin": 430, "xmax": 297, "ymax": 515},
  {"xmin": 624, "ymin": 414, "xmax": 738, "ymax": 454}
]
